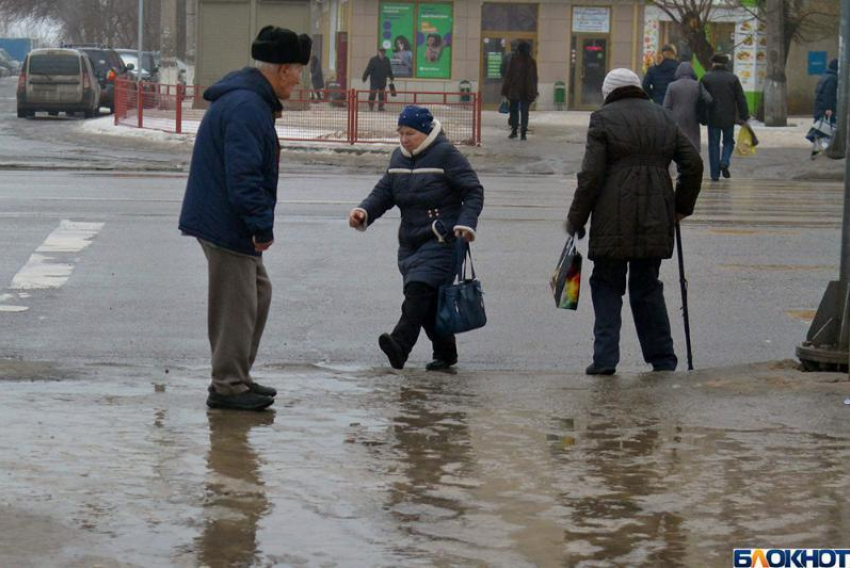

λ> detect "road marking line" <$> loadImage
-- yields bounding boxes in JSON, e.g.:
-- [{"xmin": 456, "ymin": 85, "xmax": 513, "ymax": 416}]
[{"xmin": 1, "ymin": 221, "xmax": 104, "ymax": 312}]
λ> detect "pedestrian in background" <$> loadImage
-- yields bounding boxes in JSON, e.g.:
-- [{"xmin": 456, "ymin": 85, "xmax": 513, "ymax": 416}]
[
  {"xmin": 663, "ymin": 62, "xmax": 712, "ymax": 152},
  {"xmin": 348, "ymin": 106, "xmax": 484, "ymax": 372},
  {"xmin": 811, "ymin": 58, "xmax": 838, "ymax": 158},
  {"xmin": 566, "ymin": 68, "xmax": 703, "ymax": 376},
  {"xmin": 501, "ymin": 41, "xmax": 538, "ymax": 141},
  {"xmin": 310, "ymin": 54, "xmax": 324, "ymax": 100},
  {"xmin": 362, "ymin": 47, "xmax": 394, "ymax": 111},
  {"xmin": 700, "ymin": 53, "xmax": 749, "ymax": 181},
  {"xmin": 642, "ymin": 44, "xmax": 679, "ymax": 105},
  {"xmin": 179, "ymin": 26, "xmax": 311, "ymax": 410}
]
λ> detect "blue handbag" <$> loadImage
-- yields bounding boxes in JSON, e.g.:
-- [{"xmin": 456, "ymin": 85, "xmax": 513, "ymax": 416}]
[
  {"xmin": 435, "ymin": 240, "xmax": 487, "ymax": 336},
  {"xmin": 498, "ymin": 98, "xmax": 509, "ymax": 114}
]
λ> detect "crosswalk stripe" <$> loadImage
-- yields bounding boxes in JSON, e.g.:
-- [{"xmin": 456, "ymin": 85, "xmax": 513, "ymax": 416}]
[{"xmin": 1, "ymin": 220, "xmax": 104, "ymax": 312}]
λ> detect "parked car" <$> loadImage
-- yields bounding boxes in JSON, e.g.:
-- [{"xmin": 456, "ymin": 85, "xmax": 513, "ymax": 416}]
[
  {"xmin": 64, "ymin": 45, "xmax": 130, "ymax": 114},
  {"xmin": 114, "ymin": 49, "xmax": 159, "ymax": 83},
  {"xmin": 16, "ymin": 48, "xmax": 101, "ymax": 118}
]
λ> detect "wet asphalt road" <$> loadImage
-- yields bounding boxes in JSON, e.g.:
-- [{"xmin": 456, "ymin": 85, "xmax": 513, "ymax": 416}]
[
  {"xmin": 2, "ymin": 75, "xmax": 850, "ymax": 566},
  {"xmin": 0, "ymin": 169, "xmax": 841, "ymax": 371}
]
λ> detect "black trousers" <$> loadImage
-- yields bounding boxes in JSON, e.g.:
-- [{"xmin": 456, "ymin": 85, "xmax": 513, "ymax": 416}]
[
  {"xmin": 590, "ymin": 258, "xmax": 677, "ymax": 371},
  {"xmin": 391, "ymin": 282, "xmax": 457, "ymax": 361},
  {"xmin": 509, "ymin": 99, "xmax": 530, "ymax": 133},
  {"xmin": 368, "ymin": 89, "xmax": 386, "ymax": 111}
]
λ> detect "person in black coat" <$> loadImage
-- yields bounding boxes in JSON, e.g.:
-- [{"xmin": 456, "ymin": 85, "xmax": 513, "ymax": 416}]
[
  {"xmin": 348, "ymin": 106, "xmax": 484, "ymax": 371},
  {"xmin": 500, "ymin": 41, "xmax": 538, "ymax": 140},
  {"xmin": 362, "ymin": 48, "xmax": 394, "ymax": 111},
  {"xmin": 700, "ymin": 53, "xmax": 749, "ymax": 181},
  {"xmin": 642, "ymin": 44, "xmax": 679, "ymax": 105},
  {"xmin": 566, "ymin": 68, "xmax": 703, "ymax": 376},
  {"xmin": 811, "ymin": 58, "xmax": 839, "ymax": 157},
  {"xmin": 309, "ymin": 54, "xmax": 324, "ymax": 100}
]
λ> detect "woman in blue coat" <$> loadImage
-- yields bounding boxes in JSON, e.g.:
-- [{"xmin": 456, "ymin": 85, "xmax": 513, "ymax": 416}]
[{"xmin": 349, "ymin": 106, "xmax": 484, "ymax": 371}]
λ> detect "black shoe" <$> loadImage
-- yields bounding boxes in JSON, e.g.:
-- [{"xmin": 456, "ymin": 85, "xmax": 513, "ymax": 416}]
[
  {"xmin": 379, "ymin": 333, "xmax": 406, "ymax": 370},
  {"xmin": 585, "ymin": 364, "xmax": 616, "ymax": 376},
  {"xmin": 426, "ymin": 358, "xmax": 457, "ymax": 371},
  {"xmin": 520, "ymin": 132, "xmax": 527, "ymax": 141},
  {"xmin": 508, "ymin": 130, "xmax": 518, "ymax": 139},
  {"xmin": 711, "ymin": 177, "xmax": 720, "ymax": 182},
  {"xmin": 248, "ymin": 382, "xmax": 277, "ymax": 397},
  {"xmin": 720, "ymin": 165, "xmax": 730, "ymax": 178},
  {"xmin": 207, "ymin": 390, "xmax": 274, "ymax": 411}
]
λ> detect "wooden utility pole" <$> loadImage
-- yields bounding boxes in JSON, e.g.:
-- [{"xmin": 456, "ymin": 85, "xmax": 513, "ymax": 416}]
[{"xmin": 763, "ymin": 0, "xmax": 787, "ymax": 126}]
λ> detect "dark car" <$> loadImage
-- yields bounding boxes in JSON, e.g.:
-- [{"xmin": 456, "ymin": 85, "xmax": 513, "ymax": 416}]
[
  {"xmin": 64, "ymin": 45, "xmax": 130, "ymax": 114},
  {"xmin": 114, "ymin": 49, "xmax": 159, "ymax": 83}
]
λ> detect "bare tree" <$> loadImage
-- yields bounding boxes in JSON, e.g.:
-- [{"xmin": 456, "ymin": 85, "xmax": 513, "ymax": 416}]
[
  {"xmin": 739, "ymin": 0, "xmax": 838, "ymax": 65},
  {"xmin": 649, "ymin": 0, "xmax": 718, "ymax": 69},
  {"xmin": 0, "ymin": 0, "xmax": 161, "ymax": 48}
]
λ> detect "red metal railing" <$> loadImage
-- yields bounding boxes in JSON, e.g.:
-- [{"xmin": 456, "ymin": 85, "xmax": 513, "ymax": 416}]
[{"xmin": 113, "ymin": 79, "xmax": 481, "ymax": 146}]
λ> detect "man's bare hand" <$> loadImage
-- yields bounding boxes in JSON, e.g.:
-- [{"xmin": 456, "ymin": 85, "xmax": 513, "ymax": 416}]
[
  {"xmin": 349, "ymin": 209, "xmax": 366, "ymax": 228},
  {"xmin": 253, "ymin": 236, "xmax": 273, "ymax": 252}
]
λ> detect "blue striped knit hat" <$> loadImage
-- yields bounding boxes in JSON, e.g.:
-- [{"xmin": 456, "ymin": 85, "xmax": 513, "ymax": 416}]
[{"xmin": 398, "ymin": 105, "xmax": 434, "ymax": 134}]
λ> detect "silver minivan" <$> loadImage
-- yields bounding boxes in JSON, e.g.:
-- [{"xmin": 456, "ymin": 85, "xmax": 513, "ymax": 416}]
[{"xmin": 16, "ymin": 48, "xmax": 101, "ymax": 118}]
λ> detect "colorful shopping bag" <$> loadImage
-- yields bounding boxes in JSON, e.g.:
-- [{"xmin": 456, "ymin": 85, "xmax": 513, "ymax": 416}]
[{"xmin": 550, "ymin": 236, "xmax": 582, "ymax": 310}]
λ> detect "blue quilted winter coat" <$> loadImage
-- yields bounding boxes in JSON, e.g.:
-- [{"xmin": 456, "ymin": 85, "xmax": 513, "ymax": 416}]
[
  {"xmin": 354, "ymin": 121, "xmax": 485, "ymax": 288},
  {"xmin": 179, "ymin": 68, "xmax": 281, "ymax": 256}
]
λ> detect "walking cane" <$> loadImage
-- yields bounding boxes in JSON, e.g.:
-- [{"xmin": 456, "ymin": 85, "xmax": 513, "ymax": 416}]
[{"xmin": 675, "ymin": 222, "xmax": 694, "ymax": 370}]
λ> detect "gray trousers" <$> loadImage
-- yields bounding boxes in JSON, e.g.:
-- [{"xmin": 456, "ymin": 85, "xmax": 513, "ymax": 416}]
[{"xmin": 200, "ymin": 239, "xmax": 272, "ymax": 395}]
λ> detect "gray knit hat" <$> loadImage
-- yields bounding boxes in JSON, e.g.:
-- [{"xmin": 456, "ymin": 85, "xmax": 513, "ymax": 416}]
[{"xmin": 601, "ymin": 68, "xmax": 642, "ymax": 100}]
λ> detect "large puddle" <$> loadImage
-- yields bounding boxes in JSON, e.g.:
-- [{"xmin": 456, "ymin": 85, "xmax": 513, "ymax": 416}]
[{"xmin": 1, "ymin": 362, "xmax": 848, "ymax": 567}]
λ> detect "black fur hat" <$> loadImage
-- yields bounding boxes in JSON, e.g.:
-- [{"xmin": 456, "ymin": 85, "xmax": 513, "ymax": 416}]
[
  {"xmin": 252, "ymin": 26, "xmax": 312, "ymax": 65},
  {"xmin": 710, "ymin": 53, "xmax": 729, "ymax": 66}
]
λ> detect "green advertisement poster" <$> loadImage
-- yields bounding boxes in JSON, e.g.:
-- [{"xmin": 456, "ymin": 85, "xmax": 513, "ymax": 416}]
[
  {"xmin": 416, "ymin": 3, "xmax": 453, "ymax": 79},
  {"xmin": 380, "ymin": 2, "xmax": 415, "ymax": 78}
]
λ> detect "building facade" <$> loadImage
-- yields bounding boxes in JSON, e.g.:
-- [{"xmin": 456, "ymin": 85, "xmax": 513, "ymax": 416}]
[{"xmin": 195, "ymin": 0, "xmax": 836, "ymax": 114}]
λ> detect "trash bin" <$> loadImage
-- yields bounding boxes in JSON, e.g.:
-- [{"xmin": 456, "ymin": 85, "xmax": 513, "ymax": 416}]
[
  {"xmin": 554, "ymin": 81, "xmax": 566, "ymax": 111},
  {"xmin": 459, "ymin": 79, "xmax": 472, "ymax": 103},
  {"xmin": 327, "ymin": 80, "xmax": 346, "ymax": 108}
]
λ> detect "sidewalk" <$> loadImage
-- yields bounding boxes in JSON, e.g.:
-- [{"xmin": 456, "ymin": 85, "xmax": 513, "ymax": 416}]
[
  {"xmin": 79, "ymin": 110, "xmax": 847, "ymax": 180},
  {"xmin": 1, "ymin": 358, "xmax": 849, "ymax": 566}
]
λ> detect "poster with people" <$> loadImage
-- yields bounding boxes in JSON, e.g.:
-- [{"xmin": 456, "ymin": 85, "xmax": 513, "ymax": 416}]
[
  {"xmin": 380, "ymin": 2, "xmax": 415, "ymax": 78},
  {"xmin": 416, "ymin": 3, "xmax": 452, "ymax": 79}
]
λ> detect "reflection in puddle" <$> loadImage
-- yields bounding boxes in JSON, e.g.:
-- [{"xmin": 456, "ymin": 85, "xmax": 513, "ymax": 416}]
[{"xmin": 195, "ymin": 410, "xmax": 274, "ymax": 567}]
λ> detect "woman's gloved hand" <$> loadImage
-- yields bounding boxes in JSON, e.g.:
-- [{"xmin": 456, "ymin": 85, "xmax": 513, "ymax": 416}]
[
  {"xmin": 454, "ymin": 228, "xmax": 475, "ymax": 242},
  {"xmin": 564, "ymin": 220, "xmax": 586, "ymax": 239}
]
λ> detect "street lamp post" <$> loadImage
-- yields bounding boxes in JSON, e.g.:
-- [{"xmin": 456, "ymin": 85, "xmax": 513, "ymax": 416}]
[
  {"xmin": 137, "ymin": 0, "xmax": 144, "ymax": 84},
  {"xmin": 797, "ymin": 0, "xmax": 850, "ymax": 371},
  {"xmin": 827, "ymin": 0, "xmax": 850, "ymax": 159}
]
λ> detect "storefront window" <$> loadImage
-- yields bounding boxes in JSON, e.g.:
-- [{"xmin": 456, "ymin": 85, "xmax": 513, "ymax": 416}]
[{"xmin": 379, "ymin": 1, "xmax": 453, "ymax": 79}]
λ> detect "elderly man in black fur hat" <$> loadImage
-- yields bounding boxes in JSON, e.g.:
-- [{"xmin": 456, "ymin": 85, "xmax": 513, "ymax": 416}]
[{"xmin": 179, "ymin": 26, "xmax": 310, "ymax": 411}]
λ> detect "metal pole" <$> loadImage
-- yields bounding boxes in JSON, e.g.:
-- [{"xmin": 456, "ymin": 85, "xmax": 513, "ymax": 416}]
[
  {"xmin": 137, "ymin": 0, "xmax": 144, "ymax": 84},
  {"xmin": 797, "ymin": 0, "xmax": 850, "ymax": 371},
  {"xmin": 827, "ymin": 0, "xmax": 850, "ymax": 158}
]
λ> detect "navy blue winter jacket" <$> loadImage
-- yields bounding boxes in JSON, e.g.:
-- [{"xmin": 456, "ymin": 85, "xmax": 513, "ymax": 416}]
[
  {"xmin": 642, "ymin": 58, "xmax": 680, "ymax": 105},
  {"xmin": 814, "ymin": 64, "xmax": 838, "ymax": 121},
  {"xmin": 354, "ymin": 121, "xmax": 484, "ymax": 288},
  {"xmin": 179, "ymin": 67, "xmax": 282, "ymax": 256}
]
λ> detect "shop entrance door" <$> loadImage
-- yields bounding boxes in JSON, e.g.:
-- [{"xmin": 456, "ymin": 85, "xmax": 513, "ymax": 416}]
[
  {"xmin": 571, "ymin": 35, "xmax": 609, "ymax": 110},
  {"xmin": 480, "ymin": 34, "xmax": 535, "ymax": 109}
]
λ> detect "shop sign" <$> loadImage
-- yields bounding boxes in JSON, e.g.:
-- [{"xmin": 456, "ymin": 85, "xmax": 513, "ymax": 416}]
[{"xmin": 572, "ymin": 7, "xmax": 610, "ymax": 34}]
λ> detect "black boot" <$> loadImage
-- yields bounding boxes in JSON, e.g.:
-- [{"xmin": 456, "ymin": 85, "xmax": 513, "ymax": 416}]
[
  {"xmin": 379, "ymin": 333, "xmax": 407, "ymax": 369},
  {"xmin": 207, "ymin": 390, "xmax": 275, "ymax": 410},
  {"xmin": 520, "ymin": 130, "xmax": 527, "ymax": 141},
  {"xmin": 508, "ymin": 129, "xmax": 518, "ymax": 139}
]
